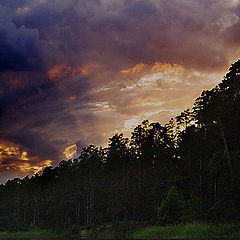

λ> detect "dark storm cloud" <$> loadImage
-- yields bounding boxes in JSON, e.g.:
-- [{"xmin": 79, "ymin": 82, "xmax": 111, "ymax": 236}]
[
  {"xmin": 1, "ymin": 0, "xmax": 237, "ymax": 71},
  {"xmin": 4, "ymin": 129, "xmax": 58, "ymax": 159},
  {"xmin": 0, "ymin": 8, "xmax": 42, "ymax": 72},
  {"xmin": 0, "ymin": 69, "xmax": 90, "ymax": 167},
  {"xmin": 0, "ymin": 0, "xmax": 237, "ymax": 67}
]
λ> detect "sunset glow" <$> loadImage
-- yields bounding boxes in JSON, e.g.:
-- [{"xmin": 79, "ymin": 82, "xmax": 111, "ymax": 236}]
[
  {"xmin": 64, "ymin": 144, "xmax": 77, "ymax": 160},
  {"xmin": 0, "ymin": 145, "xmax": 29, "ymax": 162},
  {"xmin": 18, "ymin": 160, "xmax": 52, "ymax": 174},
  {"xmin": 0, "ymin": 0, "xmax": 239, "ymax": 182}
]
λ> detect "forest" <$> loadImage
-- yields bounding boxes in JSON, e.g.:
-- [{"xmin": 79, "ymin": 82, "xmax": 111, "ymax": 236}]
[{"xmin": 0, "ymin": 59, "xmax": 240, "ymax": 233}]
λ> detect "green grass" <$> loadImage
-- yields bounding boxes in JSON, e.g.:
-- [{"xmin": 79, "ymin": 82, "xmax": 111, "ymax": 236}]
[
  {"xmin": 0, "ymin": 229, "xmax": 67, "ymax": 239},
  {"xmin": 86, "ymin": 228, "xmax": 125, "ymax": 238},
  {"xmin": 130, "ymin": 222, "xmax": 240, "ymax": 239},
  {"xmin": 7, "ymin": 222, "xmax": 238, "ymax": 239}
]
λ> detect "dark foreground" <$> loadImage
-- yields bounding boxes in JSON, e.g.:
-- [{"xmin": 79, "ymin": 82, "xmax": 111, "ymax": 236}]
[
  {"xmin": 79, "ymin": 222, "xmax": 240, "ymax": 239},
  {"xmin": 1, "ymin": 222, "xmax": 240, "ymax": 239}
]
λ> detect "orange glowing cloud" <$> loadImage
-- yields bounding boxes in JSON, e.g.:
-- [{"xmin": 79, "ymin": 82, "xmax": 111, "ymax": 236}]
[
  {"xmin": 0, "ymin": 144, "xmax": 29, "ymax": 162},
  {"xmin": 64, "ymin": 144, "xmax": 77, "ymax": 159},
  {"xmin": 121, "ymin": 63, "xmax": 148, "ymax": 74},
  {"xmin": 18, "ymin": 160, "xmax": 52, "ymax": 174},
  {"xmin": 69, "ymin": 96, "xmax": 76, "ymax": 100},
  {"xmin": 120, "ymin": 62, "xmax": 185, "ymax": 75},
  {"xmin": 0, "ymin": 143, "xmax": 53, "ymax": 177},
  {"xmin": 20, "ymin": 151, "xmax": 29, "ymax": 161},
  {"xmin": 48, "ymin": 64, "xmax": 72, "ymax": 80},
  {"xmin": 48, "ymin": 62, "xmax": 99, "ymax": 80},
  {"xmin": 151, "ymin": 62, "xmax": 184, "ymax": 74},
  {"xmin": 73, "ymin": 62, "xmax": 99, "ymax": 75}
]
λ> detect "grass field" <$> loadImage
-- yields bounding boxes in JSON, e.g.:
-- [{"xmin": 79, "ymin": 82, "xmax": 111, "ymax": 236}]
[
  {"xmin": 1, "ymin": 222, "xmax": 240, "ymax": 239},
  {"xmin": 130, "ymin": 222, "xmax": 240, "ymax": 239},
  {"xmin": 0, "ymin": 229, "xmax": 67, "ymax": 239}
]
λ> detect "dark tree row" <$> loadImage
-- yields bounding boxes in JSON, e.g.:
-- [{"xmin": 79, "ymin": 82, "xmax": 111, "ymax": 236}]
[{"xmin": 0, "ymin": 60, "xmax": 240, "ymax": 232}]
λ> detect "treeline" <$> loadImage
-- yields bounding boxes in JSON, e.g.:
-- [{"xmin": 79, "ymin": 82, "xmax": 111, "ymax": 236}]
[{"xmin": 0, "ymin": 60, "xmax": 240, "ymax": 232}]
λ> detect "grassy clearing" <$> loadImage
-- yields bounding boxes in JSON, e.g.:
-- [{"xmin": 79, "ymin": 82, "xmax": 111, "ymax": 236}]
[
  {"xmin": 0, "ymin": 229, "xmax": 66, "ymax": 239},
  {"xmin": 130, "ymin": 222, "xmax": 240, "ymax": 239},
  {"xmin": 86, "ymin": 228, "xmax": 125, "ymax": 238}
]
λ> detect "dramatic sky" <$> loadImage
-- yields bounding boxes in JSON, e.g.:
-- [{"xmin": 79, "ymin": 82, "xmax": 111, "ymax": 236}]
[{"xmin": 0, "ymin": 0, "xmax": 240, "ymax": 182}]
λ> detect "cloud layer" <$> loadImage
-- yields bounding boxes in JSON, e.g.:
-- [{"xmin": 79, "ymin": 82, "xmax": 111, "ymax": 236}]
[{"xmin": 0, "ymin": 0, "xmax": 239, "ymax": 182}]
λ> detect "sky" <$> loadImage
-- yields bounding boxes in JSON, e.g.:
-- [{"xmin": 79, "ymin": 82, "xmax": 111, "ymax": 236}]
[{"xmin": 0, "ymin": 0, "xmax": 240, "ymax": 183}]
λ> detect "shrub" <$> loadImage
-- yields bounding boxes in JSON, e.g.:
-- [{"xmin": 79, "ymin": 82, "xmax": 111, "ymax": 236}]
[{"xmin": 158, "ymin": 186, "xmax": 185, "ymax": 224}]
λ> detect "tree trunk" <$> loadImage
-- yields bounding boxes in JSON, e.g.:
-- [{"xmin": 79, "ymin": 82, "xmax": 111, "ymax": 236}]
[
  {"xmin": 199, "ymin": 158, "xmax": 203, "ymax": 211},
  {"xmin": 33, "ymin": 192, "xmax": 38, "ymax": 225},
  {"xmin": 218, "ymin": 119, "xmax": 232, "ymax": 174}
]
